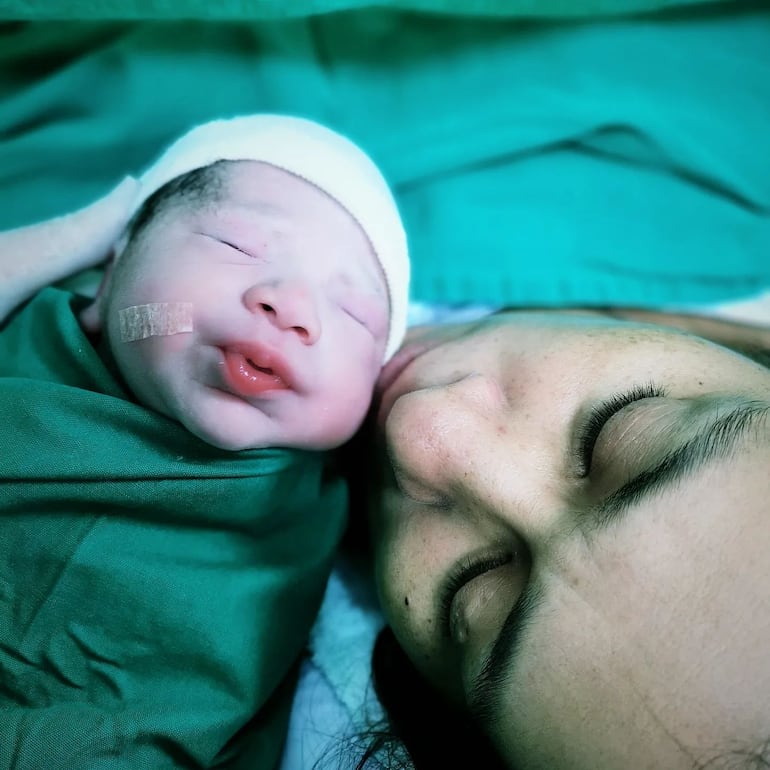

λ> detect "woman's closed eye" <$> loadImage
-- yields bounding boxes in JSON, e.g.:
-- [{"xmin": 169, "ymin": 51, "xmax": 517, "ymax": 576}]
[
  {"xmin": 575, "ymin": 382, "xmax": 666, "ymax": 477},
  {"xmin": 439, "ymin": 551, "xmax": 528, "ymax": 646}
]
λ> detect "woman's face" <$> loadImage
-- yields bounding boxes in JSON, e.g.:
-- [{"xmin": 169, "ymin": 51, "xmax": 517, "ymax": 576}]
[{"xmin": 369, "ymin": 311, "xmax": 770, "ymax": 770}]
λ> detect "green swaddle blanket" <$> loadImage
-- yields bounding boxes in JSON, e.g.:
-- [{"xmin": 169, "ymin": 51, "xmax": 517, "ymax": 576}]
[{"xmin": 0, "ymin": 288, "xmax": 347, "ymax": 769}]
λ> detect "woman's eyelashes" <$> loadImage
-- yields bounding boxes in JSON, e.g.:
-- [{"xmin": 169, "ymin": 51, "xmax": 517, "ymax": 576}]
[
  {"xmin": 439, "ymin": 552, "xmax": 515, "ymax": 642},
  {"xmin": 576, "ymin": 382, "xmax": 665, "ymax": 477}
]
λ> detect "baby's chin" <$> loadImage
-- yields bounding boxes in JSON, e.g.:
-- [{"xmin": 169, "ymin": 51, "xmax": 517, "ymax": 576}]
[
  {"xmin": 170, "ymin": 383, "xmax": 375, "ymax": 452},
  {"xmin": 182, "ymin": 414, "xmax": 362, "ymax": 453}
]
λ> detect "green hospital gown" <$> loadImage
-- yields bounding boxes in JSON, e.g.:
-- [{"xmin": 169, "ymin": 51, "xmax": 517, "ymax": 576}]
[{"xmin": 0, "ymin": 287, "xmax": 348, "ymax": 769}]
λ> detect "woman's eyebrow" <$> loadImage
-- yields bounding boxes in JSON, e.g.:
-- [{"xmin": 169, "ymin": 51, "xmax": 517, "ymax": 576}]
[{"xmin": 467, "ymin": 399, "xmax": 770, "ymax": 728}]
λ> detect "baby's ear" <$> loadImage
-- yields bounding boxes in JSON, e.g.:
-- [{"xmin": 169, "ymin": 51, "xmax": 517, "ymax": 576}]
[{"xmin": 78, "ymin": 256, "xmax": 117, "ymax": 334}]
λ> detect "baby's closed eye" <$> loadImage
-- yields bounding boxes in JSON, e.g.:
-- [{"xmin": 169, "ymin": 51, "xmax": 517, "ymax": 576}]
[
  {"xmin": 338, "ymin": 292, "xmax": 389, "ymax": 339},
  {"xmin": 197, "ymin": 231, "xmax": 267, "ymax": 262}
]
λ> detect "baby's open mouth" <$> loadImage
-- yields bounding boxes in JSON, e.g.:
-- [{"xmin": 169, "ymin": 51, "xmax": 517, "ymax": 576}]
[
  {"xmin": 247, "ymin": 359, "xmax": 274, "ymax": 376},
  {"xmin": 222, "ymin": 347, "xmax": 292, "ymax": 396}
]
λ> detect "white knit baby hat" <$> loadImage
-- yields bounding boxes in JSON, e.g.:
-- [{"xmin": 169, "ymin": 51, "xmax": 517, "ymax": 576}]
[{"xmin": 128, "ymin": 114, "xmax": 409, "ymax": 362}]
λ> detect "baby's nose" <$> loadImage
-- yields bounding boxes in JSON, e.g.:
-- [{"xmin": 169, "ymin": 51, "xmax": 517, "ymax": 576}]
[{"xmin": 243, "ymin": 281, "xmax": 321, "ymax": 344}]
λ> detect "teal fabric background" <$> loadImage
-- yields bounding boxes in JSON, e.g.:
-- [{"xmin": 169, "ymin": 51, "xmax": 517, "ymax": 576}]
[
  {"xmin": 0, "ymin": 4, "xmax": 768, "ymax": 312},
  {"xmin": 0, "ymin": 0, "xmax": 739, "ymax": 21}
]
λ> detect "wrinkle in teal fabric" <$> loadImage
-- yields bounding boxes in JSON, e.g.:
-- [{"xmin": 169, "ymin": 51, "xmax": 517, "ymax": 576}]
[{"xmin": 0, "ymin": 0, "xmax": 738, "ymax": 22}]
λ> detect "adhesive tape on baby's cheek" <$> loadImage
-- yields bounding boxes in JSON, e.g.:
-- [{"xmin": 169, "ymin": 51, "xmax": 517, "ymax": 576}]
[{"xmin": 118, "ymin": 303, "xmax": 194, "ymax": 342}]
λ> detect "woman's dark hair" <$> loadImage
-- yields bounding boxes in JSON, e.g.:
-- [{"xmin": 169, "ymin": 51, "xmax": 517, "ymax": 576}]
[{"xmin": 353, "ymin": 626, "xmax": 508, "ymax": 770}]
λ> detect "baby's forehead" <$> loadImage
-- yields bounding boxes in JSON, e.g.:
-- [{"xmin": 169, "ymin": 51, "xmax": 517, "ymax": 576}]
[{"xmin": 176, "ymin": 166, "xmax": 388, "ymax": 321}]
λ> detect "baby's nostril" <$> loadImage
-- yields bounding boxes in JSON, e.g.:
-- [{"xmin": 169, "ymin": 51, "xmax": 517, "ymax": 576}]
[
  {"xmin": 292, "ymin": 325, "xmax": 308, "ymax": 339},
  {"xmin": 260, "ymin": 303, "xmax": 275, "ymax": 314}
]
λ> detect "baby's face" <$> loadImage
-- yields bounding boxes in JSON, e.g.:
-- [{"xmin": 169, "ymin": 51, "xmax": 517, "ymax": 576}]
[{"xmin": 98, "ymin": 161, "xmax": 389, "ymax": 450}]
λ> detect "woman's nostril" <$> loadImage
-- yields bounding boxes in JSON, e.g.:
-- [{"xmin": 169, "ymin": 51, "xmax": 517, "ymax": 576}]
[{"xmin": 391, "ymin": 461, "xmax": 448, "ymax": 507}]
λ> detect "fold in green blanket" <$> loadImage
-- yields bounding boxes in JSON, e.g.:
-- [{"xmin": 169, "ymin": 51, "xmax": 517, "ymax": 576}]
[{"xmin": 0, "ymin": 288, "xmax": 347, "ymax": 769}]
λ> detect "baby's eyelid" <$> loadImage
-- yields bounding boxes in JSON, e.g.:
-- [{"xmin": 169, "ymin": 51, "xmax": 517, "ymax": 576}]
[
  {"xmin": 342, "ymin": 305, "xmax": 370, "ymax": 329},
  {"xmin": 200, "ymin": 232, "xmax": 260, "ymax": 260},
  {"xmin": 338, "ymin": 296, "xmax": 388, "ymax": 339},
  {"xmin": 222, "ymin": 239, "xmax": 258, "ymax": 259}
]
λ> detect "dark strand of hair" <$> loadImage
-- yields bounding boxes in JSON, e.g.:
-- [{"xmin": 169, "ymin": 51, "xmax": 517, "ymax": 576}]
[
  {"xmin": 126, "ymin": 160, "xmax": 228, "ymax": 241},
  {"xmin": 352, "ymin": 627, "xmax": 509, "ymax": 769}
]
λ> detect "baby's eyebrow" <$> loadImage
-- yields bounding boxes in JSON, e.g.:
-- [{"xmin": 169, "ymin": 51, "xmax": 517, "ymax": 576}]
[{"xmin": 467, "ymin": 398, "xmax": 770, "ymax": 730}]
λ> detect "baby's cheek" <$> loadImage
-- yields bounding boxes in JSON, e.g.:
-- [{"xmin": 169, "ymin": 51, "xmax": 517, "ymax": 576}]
[
  {"xmin": 115, "ymin": 302, "xmax": 194, "ymax": 343},
  {"xmin": 159, "ymin": 332, "xmax": 195, "ymax": 354},
  {"xmin": 124, "ymin": 333, "xmax": 192, "ymax": 368},
  {"xmin": 322, "ymin": 387, "xmax": 372, "ymax": 437}
]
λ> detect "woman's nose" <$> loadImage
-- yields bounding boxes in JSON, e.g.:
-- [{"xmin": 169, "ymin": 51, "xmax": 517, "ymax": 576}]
[
  {"xmin": 243, "ymin": 281, "xmax": 321, "ymax": 345},
  {"xmin": 385, "ymin": 374, "xmax": 574, "ymax": 553},
  {"xmin": 384, "ymin": 373, "xmax": 509, "ymax": 504},
  {"xmin": 384, "ymin": 372, "xmax": 567, "ymax": 547}
]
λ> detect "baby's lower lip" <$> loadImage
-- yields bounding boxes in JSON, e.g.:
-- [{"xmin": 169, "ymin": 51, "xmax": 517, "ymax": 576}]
[{"xmin": 223, "ymin": 350, "xmax": 290, "ymax": 397}]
